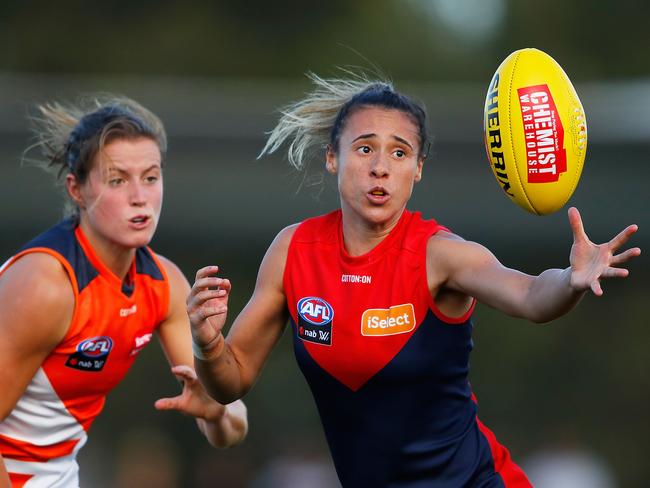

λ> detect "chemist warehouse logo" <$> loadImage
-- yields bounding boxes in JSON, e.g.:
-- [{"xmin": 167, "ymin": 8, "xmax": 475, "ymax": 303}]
[
  {"xmin": 65, "ymin": 336, "xmax": 113, "ymax": 372},
  {"xmin": 297, "ymin": 297, "xmax": 333, "ymax": 346},
  {"xmin": 362, "ymin": 304, "xmax": 415, "ymax": 336}
]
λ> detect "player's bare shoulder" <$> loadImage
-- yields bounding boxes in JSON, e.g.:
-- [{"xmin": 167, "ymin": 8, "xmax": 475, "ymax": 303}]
[
  {"xmin": 426, "ymin": 230, "xmax": 464, "ymax": 285},
  {"xmin": 430, "ymin": 228, "xmax": 465, "ymax": 243},
  {"xmin": 273, "ymin": 223, "xmax": 300, "ymax": 249},
  {"xmin": 427, "ymin": 228, "xmax": 493, "ymax": 258},
  {"xmin": 155, "ymin": 253, "xmax": 187, "ymax": 286},
  {"xmin": 0, "ymin": 252, "xmax": 74, "ymax": 345},
  {"xmin": 264, "ymin": 223, "xmax": 300, "ymax": 267},
  {"xmin": 2, "ymin": 252, "xmax": 74, "ymax": 301},
  {"xmin": 427, "ymin": 229, "xmax": 468, "ymax": 259},
  {"xmin": 254, "ymin": 223, "xmax": 301, "ymax": 294},
  {"xmin": 426, "ymin": 229, "xmax": 498, "ymax": 288}
]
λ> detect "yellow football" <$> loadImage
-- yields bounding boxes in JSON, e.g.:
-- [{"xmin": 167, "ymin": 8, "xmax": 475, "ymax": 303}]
[{"xmin": 483, "ymin": 48, "xmax": 587, "ymax": 215}]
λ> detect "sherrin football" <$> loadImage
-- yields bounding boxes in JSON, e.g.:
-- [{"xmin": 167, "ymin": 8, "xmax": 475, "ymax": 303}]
[{"xmin": 483, "ymin": 48, "xmax": 587, "ymax": 215}]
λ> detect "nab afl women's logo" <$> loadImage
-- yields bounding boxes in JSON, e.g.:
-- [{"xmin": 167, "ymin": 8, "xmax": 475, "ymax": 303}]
[
  {"xmin": 66, "ymin": 336, "xmax": 113, "ymax": 372},
  {"xmin": 298, "ymin": 297, "xmax": 333, "ymax": 325},
  {"xmin": 78, "ymin": 337, "xmax": 113, "ymax": 358},
  {"xmin": 297, "ymin": 297, "xmax": 333, "ymax": 346}
]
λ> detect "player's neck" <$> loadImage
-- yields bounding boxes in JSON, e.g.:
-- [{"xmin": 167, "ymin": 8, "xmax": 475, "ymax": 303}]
[
  {"xmin": 340, "ymin": 208, "xmax": 404, "ymax": 257},
  {"xmin": 78, "ymin": 220, "xmax": 136, "ymax": 280}
]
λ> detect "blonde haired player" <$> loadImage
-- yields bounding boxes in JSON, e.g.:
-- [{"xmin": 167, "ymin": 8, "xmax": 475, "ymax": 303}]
[
  {"xmin": 0, "ymin": 96, "xmax": 247, "ymax": 487},
  {"xmin": 187, "ymin": 73, "xmax": 640, "ymax": 487}
]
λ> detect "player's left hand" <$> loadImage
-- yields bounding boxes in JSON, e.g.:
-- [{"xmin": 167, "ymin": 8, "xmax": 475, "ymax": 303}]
[
  {"xmin": 154, "ymin": 364, "xmax": 226, "ymax": 422},
  {"xmin": 568, "ymin": 207, "xmax": 641, "ymax": 296}
]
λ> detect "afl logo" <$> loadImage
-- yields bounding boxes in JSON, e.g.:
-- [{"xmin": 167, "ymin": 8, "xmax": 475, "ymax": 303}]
[
  {"xmin": 298, "ymin": 297, "xmax": 334, "ymax": 325},
  {"xmin": 77, "ymin": 336, "xmax": 113, "ymax": 358}
]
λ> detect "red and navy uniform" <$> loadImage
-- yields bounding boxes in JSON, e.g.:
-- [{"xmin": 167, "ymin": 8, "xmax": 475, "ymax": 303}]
[
  {"xmin": 283, "ymin": 209, "xmax": 531, "ymax": 487},
  {"xmin": 0, "ymin": 219, "xmax": 169, "ymax": 487}
]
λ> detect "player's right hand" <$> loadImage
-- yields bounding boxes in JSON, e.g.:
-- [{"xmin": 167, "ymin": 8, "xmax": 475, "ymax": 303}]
[{"xmin": 187, "ymin": 266, "xmax": 231, "ymax": 351}]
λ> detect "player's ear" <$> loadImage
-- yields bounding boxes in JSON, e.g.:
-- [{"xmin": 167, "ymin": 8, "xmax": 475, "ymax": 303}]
[
  {"xmin": 326, "ymin": 144, "xmax": 338, "ymax": 174},
  {"xmin": 414, "ymin": 158, "xmax": 424, "ymax": 183},
  {"xmin": 66, "ymin": 174, "xmax": 85, "ymax": 208}
]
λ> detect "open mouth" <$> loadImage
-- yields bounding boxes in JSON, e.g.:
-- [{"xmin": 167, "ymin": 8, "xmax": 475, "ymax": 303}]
[
  {"xmin": 368, "ymin": 187, "xmax": 390, "ymax": 196},
  {"xmin": 367, "ymin": 187, "xmax": 390, "ymax": 203},
  {"xmin": 130, "ymin": 215, "xmax": 150, "ymax": 225}
]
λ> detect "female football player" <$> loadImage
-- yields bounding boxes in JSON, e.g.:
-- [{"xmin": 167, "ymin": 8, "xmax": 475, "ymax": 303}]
[
  {"xmin": 187, "ymin": 73, "xmax": 639, "ymax": 487},
  {"xmin": 0, "ymin": 96, "xmax": 247, "ymax": 487}
]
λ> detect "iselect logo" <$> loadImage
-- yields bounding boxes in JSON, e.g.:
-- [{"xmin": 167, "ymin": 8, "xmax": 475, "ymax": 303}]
[{"xmin": 361, "ymin": 303, "xmax": 415, "ymax": 336}]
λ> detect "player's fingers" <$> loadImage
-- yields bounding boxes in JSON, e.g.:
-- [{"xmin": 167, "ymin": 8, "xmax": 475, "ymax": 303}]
[
  {"xmin": 194, "ymin": 288, "xmax": 227, "ymax": 303},
  {"xmin": 194, "ymin": 305, "xmax": 228, "ymax": 322},
  {"xmin": 218, "ymin": 279, "xmax": 232, "ymax": 292},
  {"xmin": 194, "ymin": 265, "xmax": 219, "ymax": 282},
  {"xmin": 189, "ymin": 309, "xmax": 210, "ymax": 327},
  {"xmin": 590, "ymin": 279, "xmax": 603, "ymax": 296},
  {"xmin": 188, "ymin": 306, "xmax": 217, "ymax": 328},
  {"xmin": 611, "ymin": 247, "xmax": 641, "ymax": 265},
  {"xmin": 187, "ymin": 280, "xmax": 208, "ymax": 306},
  {"xmin": 187, "ymin": 286, "xmax": 228, "ymax": 315},
  {"xmin": 568, "ymin": 207, "xmax": 587, "ymax": 243},
  {"xmin": 171, "ymin": 365, "xmax": 197, "ymax": 382},
  {"xmin": 600, "ymin": 267, "xmax": 630, "ymax": 279},
  {"xmin": 192, "ymin": 277, "xmax": 227, "ymax": 293},
  {"xmin": 154, "ymin": 396, "xmax": 182, "ymax": 411},
  {"xmin": 608, "ymin": 225, "xmax": 639, "ymax": 251}
]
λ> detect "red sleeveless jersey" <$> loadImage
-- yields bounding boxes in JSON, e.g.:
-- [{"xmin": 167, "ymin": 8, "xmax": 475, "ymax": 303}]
[
  {"xmin": 283, "ymin": 209, "xmax": 531, "ymax": 487},
  {"xmin": 0, "ymin": 219, "xmax": 169, "ymax": 487}
]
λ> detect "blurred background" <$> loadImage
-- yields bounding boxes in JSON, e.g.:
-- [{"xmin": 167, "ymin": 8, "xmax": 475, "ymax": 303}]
[{"xmin": 1, "ymin": 0, "xmax": 648, "ymax": 486}]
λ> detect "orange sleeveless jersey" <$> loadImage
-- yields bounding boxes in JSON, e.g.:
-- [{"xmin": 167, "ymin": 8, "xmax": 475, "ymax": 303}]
[{"xmin": 0, "ymin": 219, "xmax": 169, "ymax": 487}]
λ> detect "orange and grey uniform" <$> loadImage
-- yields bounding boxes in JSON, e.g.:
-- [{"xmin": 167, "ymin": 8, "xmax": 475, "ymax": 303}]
[{"xmin": 0, "ymin": 219, "xmax": 169, "ymax": 487}]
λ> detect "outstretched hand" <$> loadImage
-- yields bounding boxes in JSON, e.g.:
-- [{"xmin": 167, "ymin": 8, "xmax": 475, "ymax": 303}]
[
  {"xmin": 154, "ymin": 364, "xmax": 225, "ymax": 421},
  {"xmin": 568, "ymin": 207, "xmax": 641, "ymax": 296},
  {"xmin": 186, "ymin": 265, "xmax": 231, "ymax": 351}
]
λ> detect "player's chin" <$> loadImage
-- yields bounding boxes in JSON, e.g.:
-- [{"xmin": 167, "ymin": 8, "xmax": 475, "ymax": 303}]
[
  {"xmin": 362, "ymin": 205, "xmax": 402, "ymax": 226},
  {"xmin": 120, "ymin": 229, "xmax": 156, "ymax": 249}
]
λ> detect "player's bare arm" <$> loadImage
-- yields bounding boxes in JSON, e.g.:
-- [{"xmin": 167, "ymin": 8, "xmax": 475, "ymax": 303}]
[
  {"xmin": 154, "ymin": 256, "xmax": 247, "ymax": 447},
  {"xmin": 189, "ymin": 225, "xmax": 296, "ymax": 404},
  {"xmin": 0, "ymin": 254, "xmax": 74, "ymax": 483},
  {"xmin": 0, "ymin": 254, "xmax": 73, "ymax": 420},
  {"xmin": 429, "ymin": 207, "xmax": 640, "ymax": 323}
]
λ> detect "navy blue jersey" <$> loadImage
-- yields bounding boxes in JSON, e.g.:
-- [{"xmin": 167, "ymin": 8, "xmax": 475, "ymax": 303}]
[{"xmin": 283, "ymin": 210, "xmax": 531, "ymax": 487}]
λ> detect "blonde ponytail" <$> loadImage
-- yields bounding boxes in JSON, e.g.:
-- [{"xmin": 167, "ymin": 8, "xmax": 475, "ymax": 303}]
[{"xmin": 259, "ymin": 72, "xmax": 393, "ymax": 170}]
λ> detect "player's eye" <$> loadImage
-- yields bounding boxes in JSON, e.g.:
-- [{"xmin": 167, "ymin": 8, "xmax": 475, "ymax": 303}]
[{"xmin": 108, "ymin": 178, "xmax": 124, "ymax": 186}]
